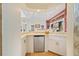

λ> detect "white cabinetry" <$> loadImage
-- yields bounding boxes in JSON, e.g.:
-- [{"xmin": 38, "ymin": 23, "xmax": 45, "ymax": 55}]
[{"xmin": 48, "ymin": 35, "xmax": 66, "ymax": 55}]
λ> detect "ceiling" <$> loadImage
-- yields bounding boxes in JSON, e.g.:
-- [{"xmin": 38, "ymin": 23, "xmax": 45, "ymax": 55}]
[{"xmin": 25, "ymin": 3, "xmax": 65, "ymax": 11}]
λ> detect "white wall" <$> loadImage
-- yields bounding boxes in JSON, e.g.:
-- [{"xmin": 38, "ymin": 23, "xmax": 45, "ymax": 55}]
[
  {"xmin": 2, "ymin": 4, "xmax": 26, "ymax": 56},
  {"xmin": 66, "ymin": 4, "xmax": 74, "ymax": 56},
  {"xmin": 73, "ymin": 4, "xmax": 79, "ymax": 56}
]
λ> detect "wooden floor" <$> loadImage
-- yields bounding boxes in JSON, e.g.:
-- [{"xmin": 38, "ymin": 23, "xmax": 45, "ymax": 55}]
[{"xmin": 26, "ymin": 52, "xmax": 60, "ymax": 56}]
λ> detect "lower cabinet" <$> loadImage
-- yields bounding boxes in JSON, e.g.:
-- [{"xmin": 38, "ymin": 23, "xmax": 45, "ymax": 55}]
[{"xmin": 48, "ymin": 35, "xmax": 66, "ymax": 55}]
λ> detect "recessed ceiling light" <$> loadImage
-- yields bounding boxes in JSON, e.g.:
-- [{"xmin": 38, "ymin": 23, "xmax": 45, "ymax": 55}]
[{"xmin": 37, "ymin": 9, "xmax": 40, "ymax": 12}]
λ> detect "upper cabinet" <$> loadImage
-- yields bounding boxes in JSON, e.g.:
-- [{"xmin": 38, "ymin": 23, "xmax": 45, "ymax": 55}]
[{"xmin": 46, "ymin": 4, "xmax": 67, "ymax": 32}]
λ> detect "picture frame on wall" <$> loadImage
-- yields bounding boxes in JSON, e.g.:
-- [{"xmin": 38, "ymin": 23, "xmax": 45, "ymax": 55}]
[
  {"xmin": 31, "ymin": 25, "xmax": 34, "ymax": 31},
  {"xmin": 35, "ymin": 24, "xmax": 40, "ymax": 28},
  {"xmin": 41, "ymin": 25, "xmax": 44, "ymax": 30}
]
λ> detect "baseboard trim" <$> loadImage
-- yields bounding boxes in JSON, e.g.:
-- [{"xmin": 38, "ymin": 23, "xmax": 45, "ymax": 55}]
[
  {"xmin": 25, "ymin": 51, "xmax": 63, "ymax": 56},
  {"xmin": 48, "ymin": 50, "xmax": 63, "ymax": 56},
  {"xmin": 25, "ymin": 53, "xmax": 28, "ymax": 56},
  {"xmin": 25, "ymin": 52, "xmax": 31, "ymax": 56}
]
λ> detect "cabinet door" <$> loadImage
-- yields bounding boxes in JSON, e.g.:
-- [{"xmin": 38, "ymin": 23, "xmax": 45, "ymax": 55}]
[{"xmin": 56, "ymin": 37, "xmax": 66, "ymax": 55}]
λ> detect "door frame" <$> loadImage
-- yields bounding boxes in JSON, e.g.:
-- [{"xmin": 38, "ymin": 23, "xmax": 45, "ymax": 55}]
[{"xmin": 33, "ymin": 35, "xmax": 45, "ymax": 52}]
